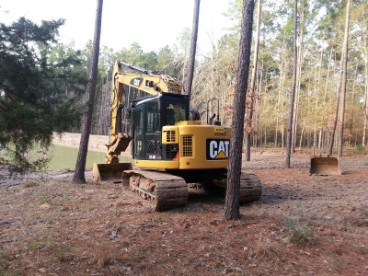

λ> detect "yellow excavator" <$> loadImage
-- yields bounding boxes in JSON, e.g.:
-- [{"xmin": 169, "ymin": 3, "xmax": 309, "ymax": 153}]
[{"xmin": 93, "ymin": 61, "xmax": 262, "ymax": 210}]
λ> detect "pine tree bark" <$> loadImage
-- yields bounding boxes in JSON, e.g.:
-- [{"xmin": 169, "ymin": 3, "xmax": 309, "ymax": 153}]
[
  {"xmin": 245, "ymin": 0, "xmax": 261, "ymax": 161},
  {"xmin": 328, "ymin": 0, "xmax": 352, "ymax": 156},
  {"xmin": 185, "ymin": 0, "xmax": 200, "ymax": 99},
  {"xmin": 363, "ymin": 36, "xmax": 368, "ymax": 146},
  {"xmin": 225, "ymin": 0, "xmax": 254, "ymax": 220},
  {"xmin": 328, "ymin": 92, "xmax": 340, "ymax": 155},
  {"xmin": 73, "ymin": 0, "xmax": 103, "ymax": 184},
  {"xmin": 337, "ymin": 0, "xmax": 352, "ymax": 157},
  {"xmin": 292, "ymin": 3, "xmax": 305, "ymax": 152},
  {"xmin": 285, "ymin": 0, "xmax": 298, "ymax": 168}
]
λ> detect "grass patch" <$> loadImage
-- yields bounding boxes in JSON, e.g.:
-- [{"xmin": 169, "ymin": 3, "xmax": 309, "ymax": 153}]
[
  {"xmin": 352, "ymin": 243, "xmax": 366, "ymax": 255},
  {"xmin": 331, "ymin": 256, "xmax": 345, "ymax": 273},
  {"xmin": 23, "ymin": 182, "xmax": 39, "ymax": 188},
  {"xmin": 283, "ymin": 212, "xmax": 316, "ymax": 246},
  {"xmin": 48, "ymin": 244, "xmax": 71, "ymax": 263},
  {"xmin": 152, "ymin": 212, "xmax": 171, "ymax": 222},
  {"xmin": 35, "ymin": 192, "xmax": 50, "ymax": 205},
  {"xmin": 92, "ymin": 244, "xmax": 115, "ymax": 267},
  {"xmin": 0, "ymin": 251, "xmax": 10, "ymax": 264},
  {"xmin": 27, "ymin": 229, "xmax": 71, "ymax": 262},
  {"xmin": 61, "ymin": 193, "xmax": 71, "ymax": 200},
  {"xmin": 254, "ymin": 234, "xmax": 281, "ymax": 260},
  {"xmin": 28, "ymin": 241, "xmax": 46, "ymax": 252},
  {"xmin": 28, "ymin": 241, "xmax": 71, "ymax": 262},
  {"xmin": 354, "ymin": 144, "xmax": 365, "ymax": 151},
  {"xmin": 40, "ymin": 213, "xmax": 55, "ymax": 223},
  {"xmin": 28, "ymin": 229, "xmax": 53, "ymax": 252}
]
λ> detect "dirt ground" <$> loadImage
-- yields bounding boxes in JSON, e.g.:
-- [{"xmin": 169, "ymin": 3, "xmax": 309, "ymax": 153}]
[{"xmin": 1, "ymin": 133, "xmax": 368, "ymax": 275}]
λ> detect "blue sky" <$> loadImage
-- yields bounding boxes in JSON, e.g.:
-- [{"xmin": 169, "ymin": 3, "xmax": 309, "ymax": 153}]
[{"xmin": 1, "ymin": 0, "xmax": 233, "ymax": 53}]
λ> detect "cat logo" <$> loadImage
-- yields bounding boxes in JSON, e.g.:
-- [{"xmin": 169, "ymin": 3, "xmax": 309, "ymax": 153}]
[
  {"xmin": 130, "ymin": 77, "xmax": 143, "ymax": 87},
  {"xmin": 206, "ymin": 139, "xmax": 230, "ymax": 160}
]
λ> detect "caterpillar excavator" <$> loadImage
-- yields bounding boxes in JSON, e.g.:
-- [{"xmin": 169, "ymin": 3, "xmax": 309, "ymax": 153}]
[{"xmin": 93, "ymin": 61, "xmax": 262, "ymax": 210}]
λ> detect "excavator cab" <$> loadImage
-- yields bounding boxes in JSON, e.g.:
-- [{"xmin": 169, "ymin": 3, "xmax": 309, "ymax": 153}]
[{"xmin": 132, "ymin": 93, "xmax": 189, "ymax": 161}]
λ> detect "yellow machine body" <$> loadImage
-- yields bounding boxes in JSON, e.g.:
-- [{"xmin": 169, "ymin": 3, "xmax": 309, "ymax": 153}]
[
  {"xmin": 134, "ymin": 123, "xmax": 231, "ymax": 170},
  {"xmin": 93, "ymin": 61, "xmax": 230, "ymax": 182}
]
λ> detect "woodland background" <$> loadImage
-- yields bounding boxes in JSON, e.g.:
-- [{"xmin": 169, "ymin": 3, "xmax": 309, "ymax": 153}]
[
  {"xmin": 2, "ymin": 0, "xmax": 368, "ymax": 154},
  {"xmin": 90, "ymin": 0, "xmax": 368, "ymax": 151}
]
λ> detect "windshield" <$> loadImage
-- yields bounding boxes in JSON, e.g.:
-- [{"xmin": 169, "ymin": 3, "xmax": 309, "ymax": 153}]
[{"xmin": 164, "ymin": 103, "xmax": 187, "ymax": 125}]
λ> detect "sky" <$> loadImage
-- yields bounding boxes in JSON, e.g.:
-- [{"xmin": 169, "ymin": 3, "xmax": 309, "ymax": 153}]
[{"xmin": 1, "ymin": 0, "xmax": 234, "ymax": 54}]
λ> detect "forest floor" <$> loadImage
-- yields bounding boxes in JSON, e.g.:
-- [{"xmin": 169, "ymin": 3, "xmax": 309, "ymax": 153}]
[{"xmin": 1, "ymin": 133, "xmax": 368, "ymax": 275}]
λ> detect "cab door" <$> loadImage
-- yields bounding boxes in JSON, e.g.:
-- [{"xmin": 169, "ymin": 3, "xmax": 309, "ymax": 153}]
[
  {"xmin": 144, "ymin": 99, "xmax": 161, "ymax": 160},
  {"xmin": 133, "ymin": 98, "xmax": 161, "ymax": 160},
  {"xmin": 133, "ymin": 103, "xmax": 145, "ymax": 159}
]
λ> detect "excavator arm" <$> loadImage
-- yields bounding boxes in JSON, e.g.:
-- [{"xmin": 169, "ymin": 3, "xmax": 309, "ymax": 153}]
[{"xmin": 105, "ymin": 61, "xmax": 183, "ymax": 164}]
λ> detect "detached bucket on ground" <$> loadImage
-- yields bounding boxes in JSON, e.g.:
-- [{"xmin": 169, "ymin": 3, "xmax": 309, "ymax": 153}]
[{"xmin": 309, "ymin": 156, "xmax": 341, "ymax": 176}]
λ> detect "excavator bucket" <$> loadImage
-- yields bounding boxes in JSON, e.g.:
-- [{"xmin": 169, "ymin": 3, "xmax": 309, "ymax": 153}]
[
  {"xmin": 93, "ymin": 163, "xmax": 132, "ymax": 182},
  {"xmin": 309, "ymin": 156, "xmax": 341, "ymax": 176}
]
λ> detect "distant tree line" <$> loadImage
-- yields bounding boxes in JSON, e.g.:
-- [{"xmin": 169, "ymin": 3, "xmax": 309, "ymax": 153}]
[{"xmin": 190, "ymin": 0, "xmax": 368, "ymax": 152}]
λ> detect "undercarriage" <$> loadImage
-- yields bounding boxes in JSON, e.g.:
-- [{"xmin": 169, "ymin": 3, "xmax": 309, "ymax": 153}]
[{"xmin": 122, "ymin": 169, "xmax": 262, "ymax": 211}]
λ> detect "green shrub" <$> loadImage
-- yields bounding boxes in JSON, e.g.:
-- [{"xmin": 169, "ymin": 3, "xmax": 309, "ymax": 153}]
[{"xmin": 283, "ymin": 213, "xmax": 316, "ymax": 246}]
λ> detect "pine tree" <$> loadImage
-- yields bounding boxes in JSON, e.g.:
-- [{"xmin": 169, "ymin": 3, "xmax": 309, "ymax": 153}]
[
  {"xmin": 73, "ymin": 0, "xmax": 104, "ymax": 184},
  {"xmin": 225, "ymin": 0, "xmax": 255, "ymax": 220},
  {"xmin": 0, "ymin": 18, "xmax": 85, "ymax": 172}
]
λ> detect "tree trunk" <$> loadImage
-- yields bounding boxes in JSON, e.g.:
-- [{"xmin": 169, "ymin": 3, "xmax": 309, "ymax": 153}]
[
  {"xmin": 254, "ymin": 60, "xmax": 264, "ymax": 147},
  {"xmin": 363, "ymin": 40, "xmax": 368, "ymax": 146},
  {"xmin": 299, "ymin": 127, "xmax": 304, "ymax": 149},
  {"xmin": 292, "ymin": 2, "xmax": 305, "ymax": 152},
  {"xmin": 328, "ymin": 93, "xmax": 340, "ymax": 155},
  {"xmin": 327, "ymin": 50, "xmax": 340, "ymax": 156},
  {"xmin": 225, "ymin": 0, "xmax": 254, "ymax": 221},
  {"xmin": 275, "ymin": 42, "xmax": 287, "ymax": 148},
  {"xmin": 285, "ymin": 0, "xmax": 298, "ymax": 168},
  {"xmin": 275, "ymin": 117, "xmax": 279, "ymax": 147},
  {"xmin": 185, "ymin": 0, "xmax": 201, "ymax": 99},
  {"xmin": 337, "ymin": 0, "xmax": 352, "ymax": 157},
  {"xmin": 361, "ymin": 16, "xmax": 368, "ymax": 147},
  {"xmin": 245, "ymin": 0, "xmax": 261, "ymax": 161},
  {"xmin": 72, "ymin": 0, "xmax": 103, "ymax": 184}
]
